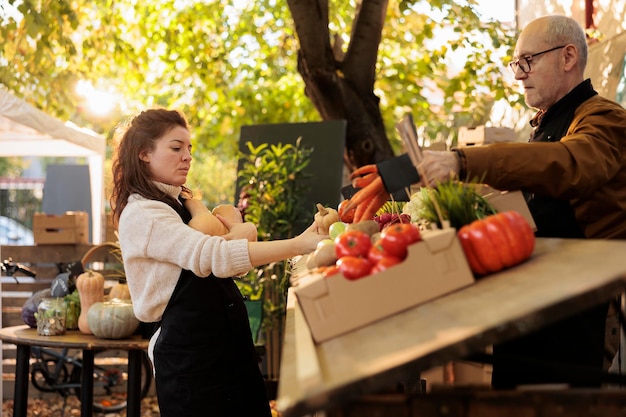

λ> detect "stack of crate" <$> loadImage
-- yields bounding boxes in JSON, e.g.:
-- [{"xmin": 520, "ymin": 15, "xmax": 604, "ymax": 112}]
[{"xmin": 32, "ymin": 211, "xmax": 89, "ymax": 245}]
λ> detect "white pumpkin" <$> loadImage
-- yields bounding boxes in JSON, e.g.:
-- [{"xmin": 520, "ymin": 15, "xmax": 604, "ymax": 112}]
[{"xmin": 87, "ymin": 298, "xmax": 139, "ymax": 339}]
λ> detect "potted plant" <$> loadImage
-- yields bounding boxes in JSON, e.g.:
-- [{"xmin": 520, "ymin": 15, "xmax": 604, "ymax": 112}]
[{"xmin": 236, "ymin": 137, "xmax": 313, "ymax": 391}]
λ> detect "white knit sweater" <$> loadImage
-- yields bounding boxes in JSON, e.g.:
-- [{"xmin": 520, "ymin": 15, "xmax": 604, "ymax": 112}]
[{"xmin": 118, "ymin": 183, "xmax": 252, "ymax": 323}]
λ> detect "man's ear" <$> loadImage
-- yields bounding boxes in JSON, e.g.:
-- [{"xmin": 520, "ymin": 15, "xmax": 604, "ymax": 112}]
[{"xmin": 563, "ymin": 44, "xmax": 578, "ymax": 71}]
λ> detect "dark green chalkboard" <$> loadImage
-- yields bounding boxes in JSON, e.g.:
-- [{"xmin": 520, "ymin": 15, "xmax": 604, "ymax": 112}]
[{"xmin": 236, "ymin": 120, "xmax": 347, "ymax": 234}]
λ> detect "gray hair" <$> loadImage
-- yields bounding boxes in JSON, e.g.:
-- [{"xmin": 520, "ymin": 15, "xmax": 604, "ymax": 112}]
[{"xmin": 544, "ymin": 15, "xmax": 588, "ymax": 70}]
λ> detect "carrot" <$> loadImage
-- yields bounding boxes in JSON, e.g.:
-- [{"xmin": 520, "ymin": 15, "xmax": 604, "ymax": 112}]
[
  {"xmin": 349, "ymin": 164, "xmax": 378, "ymax": 180},
  {"xmin": 352, "ymin": 172, "xmax": 378, "ymax": 189},
  {"xmin": 355, "ymin": 189, "xmax": 389, "ymax": 223},
  {"xmin": 342, "ymin": 176, "xmax": 384, "ymax": 212}
]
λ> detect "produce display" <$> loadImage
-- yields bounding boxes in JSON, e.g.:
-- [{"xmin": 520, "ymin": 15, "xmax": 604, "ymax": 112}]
[
  {"xmin": 297, "ymin": 184, "xmax": 536, "ymax": 342},
  {"xmin": 306, "ymin": 203, "xmax": 422, "ymax": 281},
  {"xmin": 311, "ymin": 178, "xmax": 536, "ymax": 283}
]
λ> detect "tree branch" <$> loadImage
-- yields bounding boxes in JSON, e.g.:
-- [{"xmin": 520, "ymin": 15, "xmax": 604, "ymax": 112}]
[
  {"xmin": 286, "ymin": 0, "xmax": 335, "ymax": 75},
  {"xmin": 343, "ymin": 0, "xmax": 388, "ymax": 93}
]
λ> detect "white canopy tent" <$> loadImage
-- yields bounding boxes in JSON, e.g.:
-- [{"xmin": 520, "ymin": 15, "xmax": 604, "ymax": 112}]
[{"xmin": 0, "ymin": 87, "xmax": 106, "ymax": 244}]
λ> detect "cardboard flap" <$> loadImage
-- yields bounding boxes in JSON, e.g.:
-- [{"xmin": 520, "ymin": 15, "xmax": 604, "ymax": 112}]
[
  {"xmin": 420, "ymin": 228, "xmax": 456, "ymax": 253},
  {"xmin": 294, "ymin": 273, "xmax": 329, "ymax": 300}
]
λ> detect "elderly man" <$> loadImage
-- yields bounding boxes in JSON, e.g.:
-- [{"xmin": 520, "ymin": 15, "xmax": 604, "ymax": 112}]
[
  {"xmin": 355, "ymin": 15, "xmax": 626, "ymax": 388},
  {"xmin": 420, "ymin": 15, "xmax": 626, "ymax": 241}
]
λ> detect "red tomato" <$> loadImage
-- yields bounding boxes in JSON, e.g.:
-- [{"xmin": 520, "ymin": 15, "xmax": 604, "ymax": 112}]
[
  {"xmin": 338, "ymin": 200, "xmax": 356, "ymax": 223},
  {"xmin": 371, "ymin": 255, "xmax": 402, "ymax": 274},
  {"xmin": 379, "ymin": 223, "xmax": 421, "ymax": 259},
  {"xmin": 336, "ymin": 256, "xmax": 373, "ymax": 280},
  {"xmin": 367, "ymin": 239, "xmax": 387, "ymax": 264},
  {"xmin": 335, "ymin": 230, "xmax": 372, "ymax": 258}
]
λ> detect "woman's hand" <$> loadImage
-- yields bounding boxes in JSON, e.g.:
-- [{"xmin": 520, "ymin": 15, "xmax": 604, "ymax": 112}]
[
  {"xmin": 212, "ymin": 204, "xmax": 243, "ymax": 224},
  {"xmin": 295, "ymin": 220, "xmax": 330, "ymax": 255},
  {"xmin": 217, "ymin": 215, "xmax": 258, "ymax": 242}
]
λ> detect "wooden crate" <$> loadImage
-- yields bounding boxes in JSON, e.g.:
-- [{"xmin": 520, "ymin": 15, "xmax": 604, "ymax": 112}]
[{"xmin": 33, "ymin": 211, "xmax": 89, "ymax": 245}]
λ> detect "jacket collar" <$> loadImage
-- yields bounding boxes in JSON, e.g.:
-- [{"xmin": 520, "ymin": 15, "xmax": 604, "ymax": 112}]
[{"xmin": 529, "ymin": 79, "xmax": 598, "ymax": 142}]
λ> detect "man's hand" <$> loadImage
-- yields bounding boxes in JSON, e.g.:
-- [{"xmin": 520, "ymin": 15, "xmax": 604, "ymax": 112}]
[{"xmin": 417, "ymin": 150, "xmax": 460, "ymax": 187}]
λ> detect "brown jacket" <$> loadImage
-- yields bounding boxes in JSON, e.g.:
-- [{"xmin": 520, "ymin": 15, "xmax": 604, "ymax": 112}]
[{"xmin": 463, "ymin": 95, "xmax": 626, "ymax": 239}]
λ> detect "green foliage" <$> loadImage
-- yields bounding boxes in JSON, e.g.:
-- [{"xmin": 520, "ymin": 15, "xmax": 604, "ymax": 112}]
[
  {"xmin": 1, "ymin": 0, "xmax": 522, "ymax": 201},
  {"xmin": 379, "ymin": 0, "xmax": 521, "ymax": 150},
  {"xmin": 186, "ymin": 150, "xmax": 239, "ymax": 207},
  {"xmin": 408, "ymin": 179, "xmax": 497, "ymax": 229},
  {"xmin": 234, "ymin": 138, "xmax": 312, "ymax": 324},
  {"xmin": 237, "ymin": 138, "xmax": 313, "ymax": 241}
]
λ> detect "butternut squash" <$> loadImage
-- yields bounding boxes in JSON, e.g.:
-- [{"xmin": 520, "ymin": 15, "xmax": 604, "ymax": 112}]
[
  {"xmin": 108, "ymin": 281, "xmax": 131, "ymax": 300},
  {"xmin": 184, "ymin": 199, "xmax": 244, "ymax": 236},
  {"xmin": 184, "ymin": 198, "xmax": 229, "ymax": 236},
  {"xmin": 76, "ymin": 270, "xmax": 105, "ymax": 334}
]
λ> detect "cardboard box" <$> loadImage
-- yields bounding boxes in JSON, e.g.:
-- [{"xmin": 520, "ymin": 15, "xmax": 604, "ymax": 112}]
[
  {"xmin": 33, "ymin": 211, "xmax": 89, "ymax": 244},
  {"xmin": 293, "ymin": 228, "xmax": 474, "ymax": 343},
  {"xmin": 481, "ymin": 187, "xmax": 537, "ymax": 231},
  {"xmin": 458, "ymin": 126, "xmax": 515, "ymax": 147}
]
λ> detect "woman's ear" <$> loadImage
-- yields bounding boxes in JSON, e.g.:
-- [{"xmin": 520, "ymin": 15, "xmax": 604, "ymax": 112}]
[{"xmin": 139, "ymin": 152, "xmax": 150, "ymax": 163}]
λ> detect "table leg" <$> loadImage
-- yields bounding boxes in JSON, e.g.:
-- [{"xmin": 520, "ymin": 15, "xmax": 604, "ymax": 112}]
[
  {"xmin": 13, "ymin": 344, "xmax": 31, "ymax": 417},
  {"xmin": 127, "ymin": 349, "xmax": 142, "ymax": 417},
  {"xmin": 80, "ymin": 349, "xmax": 94, "ymax": 417}
]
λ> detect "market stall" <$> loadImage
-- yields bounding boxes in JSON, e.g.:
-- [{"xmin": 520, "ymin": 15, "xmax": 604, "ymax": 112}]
[{"xmin": 278, "ymin": 237, "xmax": 626, "ymax": 416}]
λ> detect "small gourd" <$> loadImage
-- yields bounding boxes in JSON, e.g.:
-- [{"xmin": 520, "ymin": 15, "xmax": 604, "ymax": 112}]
[
  {"xmin": 108, "ymin": 281, "xmax": 131, "ymax": 300},
  {"xmin": 87, "ymin": 298, "xmax": 139, "ymax": 339},
  {"xmin": 314, "ymin": 203, "xmax": 340, "ymax": 234},
  {"xmin": 75, "ymin": 270, "xmax": 105, "ymax": 334}
]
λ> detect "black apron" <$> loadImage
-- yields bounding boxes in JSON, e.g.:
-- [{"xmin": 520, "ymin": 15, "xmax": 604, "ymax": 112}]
[{"xmin": 153, "ymin": 201, "xmax": 270, "ymax": 416}]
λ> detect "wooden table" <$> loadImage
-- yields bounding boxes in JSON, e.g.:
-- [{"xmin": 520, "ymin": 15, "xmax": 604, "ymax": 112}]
[
  {"xmin": 0, "ymin": 325, "xmax": 149, "ymax": 417},
  {"xmin": 277, "ymin": 238, "xmax": 626, "ymax": 416}
]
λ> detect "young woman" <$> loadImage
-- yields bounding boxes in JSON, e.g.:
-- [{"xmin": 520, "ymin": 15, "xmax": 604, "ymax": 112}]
[{"xmin": 110, "ymin": 108, "xmax": 327, "ymax": 416}]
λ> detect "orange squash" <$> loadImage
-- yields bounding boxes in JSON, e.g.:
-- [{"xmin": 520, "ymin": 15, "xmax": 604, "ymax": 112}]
[
  {"xmin": 76, "ymin": 270, "xmax": 105, "ymax": 334},
  {"xmin": 184, "ymin": 198, "xmax": 229, "ymax": 236}
]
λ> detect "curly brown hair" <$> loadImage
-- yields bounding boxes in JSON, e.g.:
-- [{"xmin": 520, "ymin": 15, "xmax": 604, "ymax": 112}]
[{"xmin": 110, "ymin": 108, "xmax": 192, "ymax": 225}]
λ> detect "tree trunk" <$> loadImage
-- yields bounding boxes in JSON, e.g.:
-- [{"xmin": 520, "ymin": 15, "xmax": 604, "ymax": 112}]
[{"xmin": 287, "ymin": 0, "xmax": 395, "ymax": 171}]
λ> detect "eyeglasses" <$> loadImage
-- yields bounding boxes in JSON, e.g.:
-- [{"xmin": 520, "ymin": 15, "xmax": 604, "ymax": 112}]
[{"xmin": 509, "ymin": 45, "xmax": 567, "ymax": 74}]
